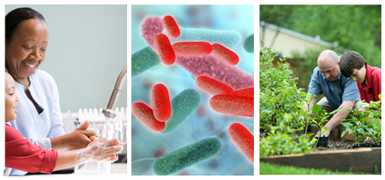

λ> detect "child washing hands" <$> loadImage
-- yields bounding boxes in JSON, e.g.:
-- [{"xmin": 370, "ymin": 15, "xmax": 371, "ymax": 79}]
[{"xmin": 5, "ymin": 72, "xmax": 123, "ymax": 174}]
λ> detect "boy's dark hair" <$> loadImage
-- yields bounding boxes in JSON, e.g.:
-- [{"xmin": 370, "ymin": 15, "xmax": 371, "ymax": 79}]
[
  {"xmin": 339, "ymin": 50, "xmax": 366, "ymax": 77},
  {"xmin": 5, "ymin": 7, "xmax": 45, "ymax": 44}
]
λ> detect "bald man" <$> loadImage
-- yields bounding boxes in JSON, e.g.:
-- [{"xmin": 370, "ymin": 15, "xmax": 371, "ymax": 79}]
[{"xmin": 306, "ymin": 50, "xmax": 360, "ymax": 147}]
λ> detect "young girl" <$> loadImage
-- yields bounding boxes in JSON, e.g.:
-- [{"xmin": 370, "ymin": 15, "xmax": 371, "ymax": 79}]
[{"xmin": 5, "ymin": 72, "xmax": 122, "ymax": 174}]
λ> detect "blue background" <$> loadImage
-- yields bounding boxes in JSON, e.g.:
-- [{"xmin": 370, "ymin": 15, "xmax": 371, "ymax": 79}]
[{"xmin": 132, "ymin": 5, "xmax": 254, "ymax": 175}]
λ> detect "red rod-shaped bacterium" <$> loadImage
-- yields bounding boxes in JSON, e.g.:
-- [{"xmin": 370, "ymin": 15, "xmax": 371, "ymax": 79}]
[
  {"xmin": 209, "ymin": 94, "xmax": 253, "ymax": 117},
  {"xmin": 132, "ymin": 101, "xmax": 165, "ymax": 133},
  {"xmin": 139, "ymin": 16, "xmax": 253, "ymax": 90},
  {"xmin": 152, "ymin": 83, "xmax": 172, "ymax": 122},
  {"xmin": 163, "ymin": 15, "xmax": 181, "ymax": 38},
  {"xmin": 231, "ymin": 87, "xmax": 254, "ymax": 98},
  {"xmin": 212, "ymin": 43, "xmax": 239, "ymax": 65},
  {"xmin": 196, "ymin": 75, "xmax": 234, "ymax": 95},
  {"xmin": 173, "ymin": 41, "xmax": 213, "ymax": 56},
  {"xmin": 228, "ymin": 122, "xmax": 254, "ymax": 163},
  {"xmin": 154, "ymin": 33, "xmax": 176, "ymax": 65}
]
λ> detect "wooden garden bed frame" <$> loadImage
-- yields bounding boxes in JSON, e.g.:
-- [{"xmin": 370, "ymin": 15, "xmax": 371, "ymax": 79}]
[{"xmin": 261, "ymin": 148, "xmax": 381, "ymax": 174}]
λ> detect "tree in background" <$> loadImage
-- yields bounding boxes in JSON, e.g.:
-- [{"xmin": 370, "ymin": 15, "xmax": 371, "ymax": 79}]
[{"xmin": 261, "ymin": 5, "xmax": 381, "ymax": 88}]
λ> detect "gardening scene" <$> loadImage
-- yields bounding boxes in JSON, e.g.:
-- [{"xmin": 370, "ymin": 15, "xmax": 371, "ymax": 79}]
[{"xmin": 260, "ymin": 5, "xmax": 381, "ymax": 174}]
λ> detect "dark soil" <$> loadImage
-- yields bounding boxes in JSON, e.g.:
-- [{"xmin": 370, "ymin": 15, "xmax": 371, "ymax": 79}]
[{"xmin": 316, "ymin": 140, "xmax": 381, "ymax": 151}]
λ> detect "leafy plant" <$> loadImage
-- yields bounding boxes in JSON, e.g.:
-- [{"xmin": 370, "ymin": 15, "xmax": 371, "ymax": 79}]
[
  {"xmin": 260, "ymin": 48, "xmax": 381, "ymax": 157},
  {"xmin": 260, "ymin": 48, "xmax": 317, "ymax": 157},
  {"xmin": 260, "ymin": 48, "xmax": 308, "ymax": 133},
  {"xmin": 341, "ymin": 100, "xmax": 381, "ymax": 144},
  {"xmin": 260, "ymin": 130, "xmax": 317, "ymax": 157}
]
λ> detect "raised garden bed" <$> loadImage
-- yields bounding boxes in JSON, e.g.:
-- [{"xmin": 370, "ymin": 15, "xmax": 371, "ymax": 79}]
[{"xmin": 261, "ymin": 147, "xmax": 381, "ymax": 174}]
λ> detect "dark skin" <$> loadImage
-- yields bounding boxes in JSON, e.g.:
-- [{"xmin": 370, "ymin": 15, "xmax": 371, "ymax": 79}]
[
  {"xmin": 6, "ymin": 18, "xmax": 48, "ymax": 87},
  {"xmin": 51, "ymin": 121, "xmax": 97, "ymax": 150},
  {"xmin": 6, "ymin": 18, "xmax": 96, "ymax": 150},
  {"xmin": 6, "ymin": 74, "xmax": 121, "ymax": 171}
]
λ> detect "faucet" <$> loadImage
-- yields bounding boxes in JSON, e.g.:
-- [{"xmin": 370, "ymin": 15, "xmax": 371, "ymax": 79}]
[{"xmin": 102, "ymin": 66, "xmax": 127, "ymax": 118}]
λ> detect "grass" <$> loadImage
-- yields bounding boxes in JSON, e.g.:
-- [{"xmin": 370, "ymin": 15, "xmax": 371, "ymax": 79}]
[{"xmin": 260, "ymin": 162, "xmax": 355, "ymax": 175}]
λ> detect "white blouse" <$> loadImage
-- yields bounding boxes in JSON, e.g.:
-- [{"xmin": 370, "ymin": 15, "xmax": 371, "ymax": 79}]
[{"xmin": 10, "ymin": 69, "xmax": 65, "ymax": 175}]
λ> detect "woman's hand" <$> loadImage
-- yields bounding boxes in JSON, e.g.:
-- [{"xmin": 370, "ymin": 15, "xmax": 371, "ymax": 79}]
[{"xmin": 51, "ymin": 121, "xmax": 97, "ymax": 150}]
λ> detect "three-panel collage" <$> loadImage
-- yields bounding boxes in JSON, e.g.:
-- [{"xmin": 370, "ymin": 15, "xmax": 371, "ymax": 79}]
[{"xmin": 1, "ymin": 0, "xmax": 383, "ymax": 178}]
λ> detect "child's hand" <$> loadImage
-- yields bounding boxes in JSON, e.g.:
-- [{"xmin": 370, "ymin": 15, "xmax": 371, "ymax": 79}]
[
  {"xmin": 81, "ymin": 138, "xmax": 122, "ymax": 162},
  {"xmin": 355, "ymin": 101, "xmax": 369, "ymax": 111}
]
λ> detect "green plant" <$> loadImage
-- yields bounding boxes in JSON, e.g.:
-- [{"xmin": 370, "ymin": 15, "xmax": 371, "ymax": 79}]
[
  {"xmin": 260, "ymin": 131, "xmax": 316, "ymax": 157},
  {"xmin": 341, "ymin": 100, "xmax": 381, "ymax": 144},
  {"xmin": 260, "ymin": 48, "xmax": 318, "ymax": 157},
  {"xmin": 260, "ymin": 48, "xmax": 381, "ymax": 158},
  {"xmin": 260, "ymin": 48, "xmax": 308, "ymax": 132}
]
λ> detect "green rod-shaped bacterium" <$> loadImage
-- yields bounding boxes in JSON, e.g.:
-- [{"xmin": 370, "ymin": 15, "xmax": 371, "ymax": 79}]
[{"xmin": 153, "ymin": 137, "xmax": 221, "ymax": 175}]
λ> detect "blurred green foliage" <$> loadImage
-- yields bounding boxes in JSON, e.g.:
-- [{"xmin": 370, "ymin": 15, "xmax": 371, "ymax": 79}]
[
  {"xmin": 290, "ymin": 48, "xmax": 323, "ymax": 89},
  {"xmin": 261, "ymin": 5, "xmax": 381, "ymax": 88}
]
